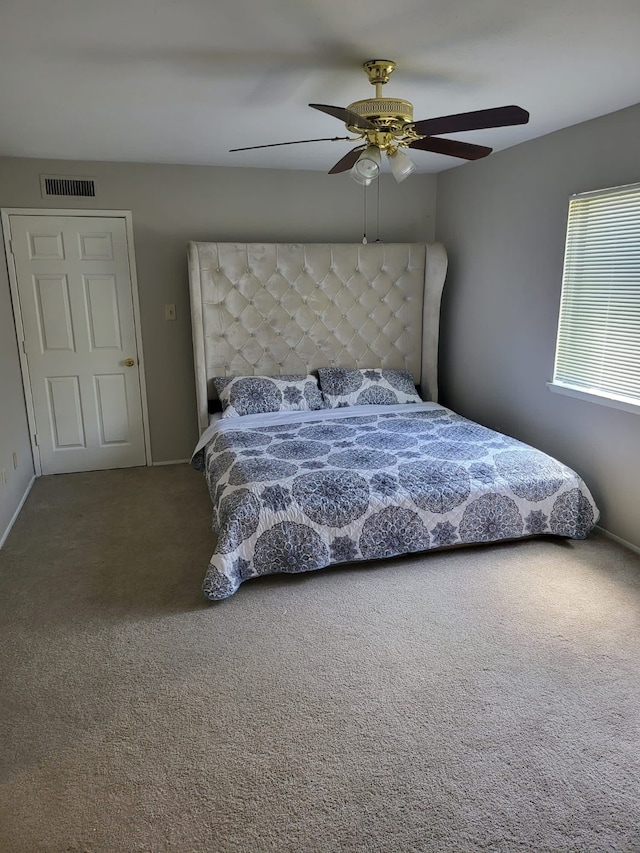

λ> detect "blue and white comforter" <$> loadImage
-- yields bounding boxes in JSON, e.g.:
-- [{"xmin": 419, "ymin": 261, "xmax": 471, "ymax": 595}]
[{"xmin": 191, "ymin": 404, "xmax": 599, "ymax": 600}]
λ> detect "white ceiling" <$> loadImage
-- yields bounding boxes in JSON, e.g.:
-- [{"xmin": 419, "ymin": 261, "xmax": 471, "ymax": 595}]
[{"xmin": 2, "ymin": 0, "xmax": 640, "ymax": 174}]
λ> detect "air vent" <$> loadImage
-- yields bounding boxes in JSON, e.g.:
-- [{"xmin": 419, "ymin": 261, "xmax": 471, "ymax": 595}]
[{"xmin": 40, "ymin": 175, "xmax": 97, "ymax": 198}]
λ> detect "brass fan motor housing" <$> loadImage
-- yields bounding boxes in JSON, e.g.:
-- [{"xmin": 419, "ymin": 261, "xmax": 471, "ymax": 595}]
[
  {"xmin": 345, "ymin": 60, "xmax": 420, "ymax": 149},
  {"xmin": 346, "ymin": 97, "xmax": 414, "ymax": 133}
]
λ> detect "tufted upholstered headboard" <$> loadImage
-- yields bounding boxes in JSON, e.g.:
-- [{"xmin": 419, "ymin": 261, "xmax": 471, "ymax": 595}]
[{"xmin": 187, "ymin": 241, "xmax": 448, "ymax": 432}]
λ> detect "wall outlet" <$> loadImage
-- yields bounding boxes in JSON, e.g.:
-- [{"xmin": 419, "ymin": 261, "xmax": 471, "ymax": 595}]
[
  {"xmin": 165, "ymin": 304, "xmax": 177, "ymax": 321},
  {"xmin": 12, "ymin": 451, "xmax": 18, "ymax": 469}
]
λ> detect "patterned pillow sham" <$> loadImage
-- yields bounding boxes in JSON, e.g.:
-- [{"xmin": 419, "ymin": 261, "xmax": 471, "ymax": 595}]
[
  {"xmin": 317, "ymin": 367, "xmax": 423, "ymax": 408},
  {"xmin": 211, "ymin": 374, "xmax": 326, "ymax": 418}
]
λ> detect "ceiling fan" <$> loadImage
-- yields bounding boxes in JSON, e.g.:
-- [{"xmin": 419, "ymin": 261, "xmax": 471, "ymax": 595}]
[{"xmin": 230, "ymin": 59, "xmax": 529, "ymax": 184}]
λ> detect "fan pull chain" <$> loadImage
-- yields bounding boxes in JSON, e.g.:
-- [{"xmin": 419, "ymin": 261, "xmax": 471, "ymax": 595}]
[
  {"xmin": 375, "ymin": 177, "xmax": 381, "ymax": 242},
  {"xmin": 362, "ymin": 183, "xmax": 368, "ymax": 244}
]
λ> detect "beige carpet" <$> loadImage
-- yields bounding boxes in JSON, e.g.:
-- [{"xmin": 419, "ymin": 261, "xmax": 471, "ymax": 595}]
[{"xmin": 1, "ymin": 464, "xmax": 639, "ymax": 853}]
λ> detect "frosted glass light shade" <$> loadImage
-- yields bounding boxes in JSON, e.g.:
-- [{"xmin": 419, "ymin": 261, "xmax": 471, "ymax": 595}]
[
  {"xmin": 350, "ymin": 164, "xmax": 374, "ymax": 186},
  {"xmin": 388, "ymin": 148, "xmax": 417, "ymax": 183},
  {"xmin": 352, "ymin": 145, "xmax": 381, "ymax": 180}
]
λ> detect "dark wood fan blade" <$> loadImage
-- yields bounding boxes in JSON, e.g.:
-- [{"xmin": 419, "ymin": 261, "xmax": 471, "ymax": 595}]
[
  {"xmin": 230, "ymin": 135, "xmax": 353, "ymax": 152},
  {"xmin": 408, "ymin": 136, "xmax": 492, "ymax": 160},
  {"xmin": 328, "ymin": 146, "xmax": 366, "ymax": 174},
  {"xmin": 309, "ymin": 103, "xmax": 376, "ymax": 131},
  {"xmin": 413, "ymin": 105, "xmax": 529, "ymax": 136}
]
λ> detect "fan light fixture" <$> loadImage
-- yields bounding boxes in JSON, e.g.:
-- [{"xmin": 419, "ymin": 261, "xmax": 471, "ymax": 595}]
[
  {"xmin": 387, "ymin": 148, "xmax": 417, "ymax": 183},
  {"xmin": 350, "ymin": 143, "xmax": 416, "ymax": 186},
  {"xmin": 352, "ymin": 144, "xmax": 381, "ymax": 181},
  {"xmin": 349, "ymin": 164, "xmax": 373, "ymax": 186}
]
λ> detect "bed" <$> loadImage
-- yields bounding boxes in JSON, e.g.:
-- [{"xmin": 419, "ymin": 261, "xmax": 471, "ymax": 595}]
[{"xmin": 188, "ymin": 241, "xmax": 599, "ymax": 601}]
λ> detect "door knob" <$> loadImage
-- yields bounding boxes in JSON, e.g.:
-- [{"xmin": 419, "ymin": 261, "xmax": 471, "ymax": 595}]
[{"xmin": 124, "ymin": 358, "xmax": 135, "ymax": 367}]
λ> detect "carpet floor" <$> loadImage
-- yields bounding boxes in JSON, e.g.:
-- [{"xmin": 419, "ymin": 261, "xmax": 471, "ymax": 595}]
[{"xmin": 1, "ymin": 464, "xmax": 639, "ymax": 853}]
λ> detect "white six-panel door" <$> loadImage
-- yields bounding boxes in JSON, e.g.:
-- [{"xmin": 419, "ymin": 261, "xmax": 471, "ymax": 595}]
[{"xmin": 8, "ymin": 214, "xmax": 148, "ymax": 474}]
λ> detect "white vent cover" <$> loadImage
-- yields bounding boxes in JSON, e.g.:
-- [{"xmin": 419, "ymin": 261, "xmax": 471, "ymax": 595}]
[{"xmin": 40, "ymin": 174, "xmax": 97, "ymax": 198}]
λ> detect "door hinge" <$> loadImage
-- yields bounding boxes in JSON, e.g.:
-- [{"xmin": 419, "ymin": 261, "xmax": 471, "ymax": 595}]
[
  {"xmin": 8, "ymin": 239, "xmax": 14, "ymax": 255},
  {"xmin": 21, "ymin": 339, "xmax": 27, "ymax": 354},
  {"xmin": 33, "ymin": 434, "xmax": 39, "ymax": 446}
]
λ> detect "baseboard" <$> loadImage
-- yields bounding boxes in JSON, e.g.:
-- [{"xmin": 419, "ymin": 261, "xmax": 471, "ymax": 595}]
[
  {"xmin": 0, "ymin": 475, "xmax": 36, "ymax": 549},
  {"xmin": 152, "ymin": 459, "xmax": 190, "ymax": 466},
  {"xmin": 595, "ymin": 524, "xmax": 640, "ymax": 556}
]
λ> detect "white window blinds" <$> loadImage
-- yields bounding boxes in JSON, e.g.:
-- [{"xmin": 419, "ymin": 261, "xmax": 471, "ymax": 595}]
[{"xmin": 552, "ymin": 182, "xmax": 640, "ymax": 411}]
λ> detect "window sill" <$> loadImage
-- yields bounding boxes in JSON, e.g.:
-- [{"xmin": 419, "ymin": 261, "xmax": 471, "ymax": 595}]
[{"xmin": 547, "ymin": 382, "xmax": 640, "ymax": 416}]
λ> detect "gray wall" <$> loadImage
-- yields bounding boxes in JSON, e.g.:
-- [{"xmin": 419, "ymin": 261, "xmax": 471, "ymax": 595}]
[
  {"xmin": 436, "ymin": 102, "xmax": 640, "ymax": 550},
  {"xmin": 0, "ymin": 158, "xmax": 436, "ymax": 538},
  {"xmin": 0, "ymin": 243, "xmax": 34, "ymax": 542}
]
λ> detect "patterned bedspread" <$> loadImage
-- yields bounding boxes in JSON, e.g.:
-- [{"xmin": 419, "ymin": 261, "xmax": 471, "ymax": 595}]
[{"xmin": 191, "ymin": 404, "xmax": 599, "ymax": 601}]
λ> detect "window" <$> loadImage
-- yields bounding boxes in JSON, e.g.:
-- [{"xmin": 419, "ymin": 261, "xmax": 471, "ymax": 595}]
[{"xmin": 549, "ymin": 181, "xmax": 640, "ymax": 415}]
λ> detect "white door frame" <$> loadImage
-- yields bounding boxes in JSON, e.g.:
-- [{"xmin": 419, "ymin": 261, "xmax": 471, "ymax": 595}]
[{"xmin": 1, "ymin": 207, "xmax": 153, "ymax": 475}]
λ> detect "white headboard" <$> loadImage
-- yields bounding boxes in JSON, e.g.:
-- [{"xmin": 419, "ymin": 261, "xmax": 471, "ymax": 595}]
[{"xmin": 188, "ymin": 241, "xmax": 448, "ymax": 432}]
